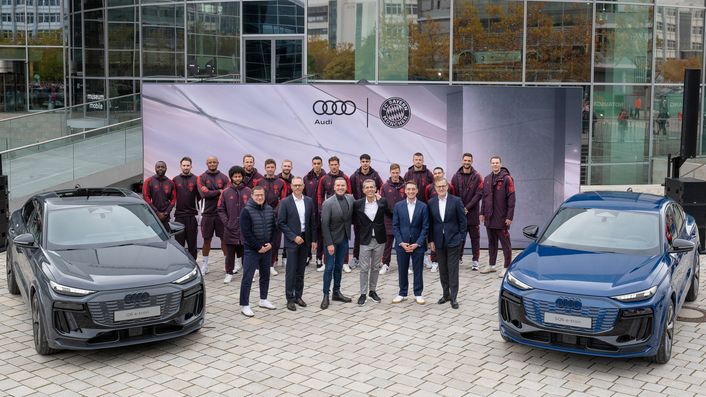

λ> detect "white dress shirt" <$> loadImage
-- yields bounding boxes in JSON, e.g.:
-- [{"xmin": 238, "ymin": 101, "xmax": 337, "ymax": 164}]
[
  {"xmin": 365, "ymin": 198, "xmax": 378, "ymax": 236},
  {"xmin": 438, "ymin": 195, "xmax": 447, "ymax": 222},
  {"xmin": 407, "ymin": 199, "xmax": 416, "ymax": 223},
  {"xmin": 293, "ymin": 194, "xmax": 306, "ymax": 232}
]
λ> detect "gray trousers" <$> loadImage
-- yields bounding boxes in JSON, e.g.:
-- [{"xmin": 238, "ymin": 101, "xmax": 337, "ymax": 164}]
[{"xmin": 359, "ymin": 240, "xmax": 384, "ymax": 295}]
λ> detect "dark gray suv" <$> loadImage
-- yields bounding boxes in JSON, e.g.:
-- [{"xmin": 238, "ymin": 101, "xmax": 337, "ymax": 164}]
[{"xmin": 6, "ymin": 188, "xmax": 205, "ymax": 354}]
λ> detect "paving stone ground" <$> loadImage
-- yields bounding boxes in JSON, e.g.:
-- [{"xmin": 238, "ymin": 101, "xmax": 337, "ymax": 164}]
[{"xmin": 0, "ymin": 250, "xmax": 705, "ymax": 397}]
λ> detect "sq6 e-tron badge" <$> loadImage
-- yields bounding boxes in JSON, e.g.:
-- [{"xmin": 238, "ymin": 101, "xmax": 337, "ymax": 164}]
[{"xmin": 379, "ymin": 97, "xmax": 411, "ymax": 128}]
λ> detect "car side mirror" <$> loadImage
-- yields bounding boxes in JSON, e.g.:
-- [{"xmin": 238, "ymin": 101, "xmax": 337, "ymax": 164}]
[
  {"xmin": 168, "ymin": 221, "xmax": 185, "ymax": 236},
  {"xmin": 522, "ymin": 225, "xmax": 539, "ymax": 240},
  {"xmin": 669, "ymin": 238, "xmax": 695, "ymax": 254},
  {"xmin": 13, "ymin": 233, "xmax": 36, "ymax": 248}
]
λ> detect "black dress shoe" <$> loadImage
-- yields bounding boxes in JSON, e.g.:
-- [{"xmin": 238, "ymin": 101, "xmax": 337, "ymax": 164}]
[
  {"xmin": 451, "ymin": 300, "xmax": 459, "ymax": 309},
  {"xmin": 437, "ymin": 297, "xmax": 450, "ymax": 305},
  {"xmin": 296, "ymin": 298, "xmax": 307, "ymax": 307},
  {"xmin": 368, "ymin": 291, "xmax": 381, "ymax": 303},
  {"xmin": 287, "ymin": 302, "xmax": 297, "ymax": 311},
  {"xmin": 320, "ymin": 296, "xmax": 329, "ymax": 310},
  {"xmin": 332, "ymin": 291, "xmax": 352, "ymax": 303},
  {"xmin": 357, "ymin": 294, "xmax": 366, "ymax": 305}
]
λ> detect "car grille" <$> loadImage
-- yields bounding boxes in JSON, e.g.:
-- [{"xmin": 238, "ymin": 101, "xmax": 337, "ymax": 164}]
[
  {"xmin": 87, "ymin": 291, "xmax": 182, "ymax": 327},
  {"xmin": 523, "ymin": 296, "xmax": 619, "ymax": 333}
]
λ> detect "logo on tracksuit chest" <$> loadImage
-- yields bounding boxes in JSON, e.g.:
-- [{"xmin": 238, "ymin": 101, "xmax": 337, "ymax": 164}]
[
  {"xmin": 163, "ymin": 184, "xmax": 171, "ymax": 194},
  {"xmin": 187, "ymin": 182, "xmax": 194, "ymax": 192},
  {"xmin": 217, "ymin": 180, "xmax": 224, "ymax": 188}
]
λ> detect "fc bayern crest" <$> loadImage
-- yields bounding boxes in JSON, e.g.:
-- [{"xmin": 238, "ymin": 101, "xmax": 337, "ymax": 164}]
[{"xmin": 379, "ymin": 97, "xmax": 411, "ymax": 128}]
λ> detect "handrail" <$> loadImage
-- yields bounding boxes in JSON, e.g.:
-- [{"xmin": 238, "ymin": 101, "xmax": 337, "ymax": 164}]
[
  {"xmin": 0, "ymin": 93, "xmax": 141, "ymax": 123},
  {"xmin": 282, "ymin": 74, "xmax": 318, "ymax": 84},
  {"xmin": 189, "ymin": 73, "xmax": 241, "ymax": 83},
  {"xmin": 0, "ymin": 117, "xmax": 142, "ymax": 156}
]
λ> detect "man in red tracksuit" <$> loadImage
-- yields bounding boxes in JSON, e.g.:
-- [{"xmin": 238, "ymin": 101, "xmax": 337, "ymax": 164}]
[
  {"xmin": 218, "ymin": 166, "xmax": 251, "ymax": 283},
  {"xmin": 257, "ymin": 158, "xmax": 288, "ymax": 274},
  {"xmin": 304, "ymin": 156, "xmax": 325, "ymax": 270},
  {"xmin": 173, "ymin": 156, "xmax": 199, "ymax": 260},
  {"xmin": 480, "ymin": 155, "xmax": 515, "ymax": 278},
  {"xmin": 424, "ymin": 167, "xmax": 456, "ymax": 201},
  {"xmin": 197, "ymin": 155, "xmax": 230, "ymax": 274},
  {"xmin": 317, "ymin": 155, "xmax": 352, "ymax": 271},
  {"xmin": 143, "ymin": 160, "xmax": 176, "ymax": 232},
  {"xmin": 243, "ymin": 154, "xmax": 263, "ymax": 188},
  {"xmin": 379, "ymin": 163, "xmax": 406, "ymax": 275},
  {"xmin": 349, "ymin": 153, "xmax": 383, "ymax": 268},
  {"xmin": 278, "ymin": 159, "xmax": 294, "ymax": 195},
  {"xmin": 451, "ymin": 153, "xmax": 483, "ymax": 270},
  {"xmin": 404, "ymin": 152, "xmax": 434, "ymax": 203}
]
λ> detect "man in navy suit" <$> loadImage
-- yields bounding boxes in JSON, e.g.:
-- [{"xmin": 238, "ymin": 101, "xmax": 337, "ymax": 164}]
[
  {"xmin": 428, "ymin": 178, "xmax": 467, "ymax": 309},
  {"xmin": 278, "ymin": 176, "xmax": 316, "ymax": 311},
  {"xmin": 392, "ymin": 181, "xmax": 429, "ymax": 304}
]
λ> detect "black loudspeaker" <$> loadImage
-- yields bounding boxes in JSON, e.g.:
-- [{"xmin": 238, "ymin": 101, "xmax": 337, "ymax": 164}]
[
  {"xmin": 665, "ymin": 177, "xmax": 706, "ymax": 204},
  {"xmin": 0, "ymin": 174, "xmax": 7, "ymax": 253},
  {"xmin": 681, "ymin": 69, "xmax": 701, "ymax": 159}
]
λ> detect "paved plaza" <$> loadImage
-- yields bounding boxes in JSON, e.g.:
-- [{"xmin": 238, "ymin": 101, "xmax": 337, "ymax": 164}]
[{"xmin": 0, "ymin": 250, "xmax": 705, "ymax": 397}]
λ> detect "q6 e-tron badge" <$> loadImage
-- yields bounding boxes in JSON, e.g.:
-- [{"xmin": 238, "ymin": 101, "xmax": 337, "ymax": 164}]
[{"xmin": 379, "ymin": 97, "xmax": 411, "ymax": 128}]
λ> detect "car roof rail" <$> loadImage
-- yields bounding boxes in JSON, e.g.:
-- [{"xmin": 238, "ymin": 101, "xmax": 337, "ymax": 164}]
[{"xmin": 50, "ymin": 187, "xmax": 139, "ymax": 199}]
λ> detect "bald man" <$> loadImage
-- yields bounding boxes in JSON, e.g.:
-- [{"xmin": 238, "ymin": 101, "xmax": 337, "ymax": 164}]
[
  {"xmin": 143, "ymin": 160, "xmax": 176, "ymax": 231},
  {"xmin": 197, "ymin": 156, "xmax": 230, "ymax": 274}
]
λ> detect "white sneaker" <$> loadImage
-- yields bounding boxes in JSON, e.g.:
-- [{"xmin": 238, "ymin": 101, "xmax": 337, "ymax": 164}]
[
  {"xmin": 379, "ymin": 264, "xmax": 389, "ymax": 274},
  {"xmin": 270, "ymin": 266, "xmax": 278, "ymax": 276},
  {"xmin": 223, "ymin": 274, "xmax": 233, "ymax": 283},
  {"xmin": 241, "ymin": 305, "xmax": 254, "ymax": 317},
  {"xmin": 316, "ymin": 264, "xmax": 325, "ymax": 272},
  {"xmin": 459, "ymin": 257, "xmax": 464, "ymax": 266},
  {"xmin": 415, "ymin": 296, "xmax": 426, "ymax": 305},
  {"xmin": 200, "ymin": 262, "xmax": 209, "ymax": 274},
  {"xmin": 391, "ymin": 295, "xmax": 407, "ymax": 304},
  {"xmin": 430, "ymin": 263, "xmax": 439, "ymax": 273},
  {"xmin": 498, "ymin": 267, "xmax": 507, "ymax": 278},
  {"xmin": 343, "ymin": 263, "xmax": 351, "ymax": 273},
  {"xmin": 479, "ymin": 264, "xmax": 496, "ymax": 274},
  {"xmin": 424, "ymin": 255, "xmax": 432, "ymax": 269},
  {"xmin": 316, "ymin": 259, "xmax": 322, "ymax": 266},
  {"xmin": 472, "ymin": 261, "xmax": 479, "ymax": 271},
  {"xmin": 259, "ymin": 299, "xmax": 276, "ymax": 310},
  {"xmin": 408, "ymin": 267, "xmax": 413, "ymax": 275}
]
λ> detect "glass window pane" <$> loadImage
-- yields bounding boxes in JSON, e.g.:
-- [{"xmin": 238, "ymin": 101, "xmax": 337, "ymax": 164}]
[
  {"xmin": 453, "ymin": 0, "xmax": 524, "ymax": 82},
  {"xmin": 143, "ymin": 51, "xmax": 185, "ymax": 77},
  {"xmin": 379, "ymin": 0, "xmax": 450, "ymax": 81},
  {"xmin": 653, "ymin": 85, "xmax": 684, "ymax": 157},
  {"xmin": 594, "ymin": 4, "xmax": 653, "ymax": 84},
  {"xmin": 245, "ymin": 39, "xmax": 271, "ymax": 83},
  {"xmin": 28, "ymin": 48, "xmax": 63, "ymax": 110},
  {"xmin": 27, "ymin": 5, "xmax": 63, "ymax": 45},
  {"xmin": 275, "ymin": 39, "xmax": 302, "ymax": 83},
  {"xmin": 526, "ymin": 1, "xmax": 592, "ymax": 83},
  {"xmin": 108, "ymin": 51, "xmax": 138, "ymax": 76},
  {"xmin": 109, "ymin": 22, "xmax": 139, "ymax": 50},
  {"xmin": 85, "ymin": 49, "xmax": 105, "ymax": 76},
  {"xmin": 243, "ymin": 0, "xmax": 304, "ymax": 34},
  {"xmin": 590, "ymin": 163, "xmax": 649, "ymax": 185},
  {"xmin": 187, "ymin": 2, "xmax": 240, "ymax": 79},
  {"xmin": 655, "ymin": 7, "xmax": 704, "ymax": 83},
  {"xmin": 85, "ymin": 78, "xmax": 106, "ymax": 113},
  {"xmin": 84, "ymin": 20, "xmax": 104, "ymax": 49}
]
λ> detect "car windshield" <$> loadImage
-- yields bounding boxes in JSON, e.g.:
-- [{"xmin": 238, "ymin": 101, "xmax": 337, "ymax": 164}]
[
  {"xmin": 538, "ymin": 207, "xmax": 661, "ymax": 255},
  {"xmin": 47, "ymin": 203, "xmax": 167, "ymax": 249}
]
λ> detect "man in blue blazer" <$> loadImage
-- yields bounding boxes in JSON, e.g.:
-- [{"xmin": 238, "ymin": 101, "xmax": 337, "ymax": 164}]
[
  {"xmin": 427, "ymin": 178, "xmax": 467, "ymax": 309},
  {"xmin": 278, "ymin": 176, "xmax": 316, "ymax": 311},
  {"xmin": 392, "ymin": 181, "xmax": 429, "ymax": 304}
]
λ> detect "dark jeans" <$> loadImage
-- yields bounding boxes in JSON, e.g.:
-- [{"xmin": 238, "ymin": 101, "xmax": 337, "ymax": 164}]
[
  {"xmin": 174, "ymin": 214, "xmax": 198, "ymax": 260},
  {"xmin": 437, "ymin": 244, "xmax": 461, "ymax": 301},
  {"xmin": 323, "ymin": 240, "xmax": 348, "ymax": 295},
  {"xmin": 487, "ymin": 227, "xmax": 512, "ymax": 268},
  {"xmin": 239, "ymin": 249, "xmax": 272, "ymax": 306},
  {"xmin": 285, "ymin": 243, "xmax": 308, "ymax": 302},
  {"xmin": 461, "ymin": 224, "xmax": 481, "ymax": 261},
  {"xmin": 382, "ymin": 234, "xmax": 394, "ymax": 265},
  {"xmin": 396, "ymin": 245, "xmax": 425, "ymax": 297},
  {"xmin": 224, "ymin": 244, "xmax": 244, "ymax": 274}
]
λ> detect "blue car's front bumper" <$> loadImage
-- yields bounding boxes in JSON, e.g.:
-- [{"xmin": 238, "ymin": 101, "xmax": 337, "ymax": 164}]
[{"xmin": 498, "ymin": 286, "xmax": 665, "ymax": 358}]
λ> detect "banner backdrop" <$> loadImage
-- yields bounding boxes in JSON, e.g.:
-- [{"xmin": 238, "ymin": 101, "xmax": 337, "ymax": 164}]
[{"xmin": 143, "ymin": 84, "xmax": 581, "ymax": 248}]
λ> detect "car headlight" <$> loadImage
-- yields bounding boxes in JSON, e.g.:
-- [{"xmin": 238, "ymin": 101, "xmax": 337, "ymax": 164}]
[
  {"xmin": 611, "ymin": 286, "xmax": 657, "ymax": 302},
  {"xmin": 173, "ymin": 267, "xmax": 198, "ymax": 284},
  {"xmin": 49, "ymin": 280, "xmax": 96, "ymax": 297},
  {"xmin": 506, "ymin": 271, "xmax": 533, "ymax": 290}
]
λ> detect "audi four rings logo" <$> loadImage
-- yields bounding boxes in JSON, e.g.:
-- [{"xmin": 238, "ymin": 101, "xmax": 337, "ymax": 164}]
[
  {"xmin": 555, "ymin": 297, "xmax": 582, "ymax": 311},
  {"xmin": 312, "ymin": 100, "xmax": 356, "ymax": 115},
  {"xmin": 124, "ymin": 292, "xmax": 150, "ymax": 304}
]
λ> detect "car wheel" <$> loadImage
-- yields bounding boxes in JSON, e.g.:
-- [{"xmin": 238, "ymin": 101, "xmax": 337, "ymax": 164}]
[
  {"xmin": 6, "ymin": 248, "xmax": 20, "ymax": 295},
  {"xmin": 685, "ymin": 251, "xmax": 700, "ymax": 302},
  {"xmin": 649, "ymin": 300, "xmax": 674, "ymax": 364},
  {"xmin": 31, "ymin": 293, "xmax": 58, "ymax": 355}
]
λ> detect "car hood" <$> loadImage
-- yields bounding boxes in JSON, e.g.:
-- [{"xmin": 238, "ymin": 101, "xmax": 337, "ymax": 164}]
[
  {"xmin": 45, "ymin": 241, "xmax": 195, "ymax": 290},
  {"xmin": 511, "ymin": 244, "xmax": 665, "ymax": 296}
]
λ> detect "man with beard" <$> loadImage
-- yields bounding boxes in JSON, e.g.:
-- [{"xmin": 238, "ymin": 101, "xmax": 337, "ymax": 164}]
[
  {"xmin": 404, "ymin": 152, "xmax": 434, "ymax": 203},
  {"xmin": 304, "ymin": 156, "xmax": 326, "ymax": 271},
  {"xmin": 242, "ymin": 154, "xmax": 263, "ymax": 188},
  {"xmin": 379, "ymin": 163, "xmax": 406, "ymax": 275},
  {"xmin": 278, "ymin": 159, "xmax": 294, "ymax": 194},
  {"xmin": 317, "ymin": 156, "xmax": 352, "ymax": 272},
  {"xmin": 256, "ymin": 158, "xmax": 287, "ymax": 275},
  {"xmin": 480, "ymin": 155, "xmax": 515, "ymax": 278},
  {"xmin": 320, "ymin": 177, "xmax": 354, "ymax": 309},
  {"xmin": 197, "ymin": 156, "xmax": 230, "ymax": 274},
  {"xmin": 143, "ymin": 160, "xmax": 176, "ymax": 231},
  {"xmin": 173, "ymin": 156, "xmax": 199, "ymax": 260},
  {"xmin": 451, "ymin": 153, "xmax": 483, "ymax": 270},
  {"xmin": 218, "ymin": 166, "xmax": 251, "ymax": 283},
  {"xmin": 349, "ymin": 154, "xmax": 383, "ymax": 270}
]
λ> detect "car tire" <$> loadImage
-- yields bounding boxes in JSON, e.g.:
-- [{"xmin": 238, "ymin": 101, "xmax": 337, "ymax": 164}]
[
  {"xmin": 685, "ymin": 250, "xmax": 700, "ymax": 302},
  {"xmin": 649, "ymin": 300, "xmax": 674, "ymax": 364},
  {"xmin": 6, "ymin": 248, "xmax": 20, "ymax": 295},
  {"xmin": 31, "ymin": 293, "xmax": 58, "ymax": 355}
]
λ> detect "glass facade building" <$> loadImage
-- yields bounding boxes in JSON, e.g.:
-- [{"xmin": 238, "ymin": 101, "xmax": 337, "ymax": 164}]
[{"xmin": 1, "ymin": 0, "xmax": 705, "ymax": 185}]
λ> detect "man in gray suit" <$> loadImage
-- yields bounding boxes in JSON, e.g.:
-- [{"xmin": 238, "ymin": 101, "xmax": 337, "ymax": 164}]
[{"xmin": 320, "ymin": 177, "xmax": 354, "ymax": 309}]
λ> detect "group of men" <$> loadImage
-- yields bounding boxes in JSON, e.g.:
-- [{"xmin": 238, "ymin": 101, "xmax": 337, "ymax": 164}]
[{"xmin": 142, "ymin": 152, "xmax": 515, "ymax": 316}]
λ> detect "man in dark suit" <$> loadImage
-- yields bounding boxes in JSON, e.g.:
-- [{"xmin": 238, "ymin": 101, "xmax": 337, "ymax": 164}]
[
  {"xmin": 353, "ymin": 179, "xmax": 388, "ymax": 305},
  {"xmin": 278, "ymin": 176, "xmax": 316, "ymax": 311},
  {"xmin": 320, "ymin": 177, "xmax": 355, "ymax": 309},
  {"xmin": 392, "ymin": 180, "xmax": 429, "ymax": 304},
  {"xmin": 428, "ymin": 178, "xmax": 467, "ymax": 309}
]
